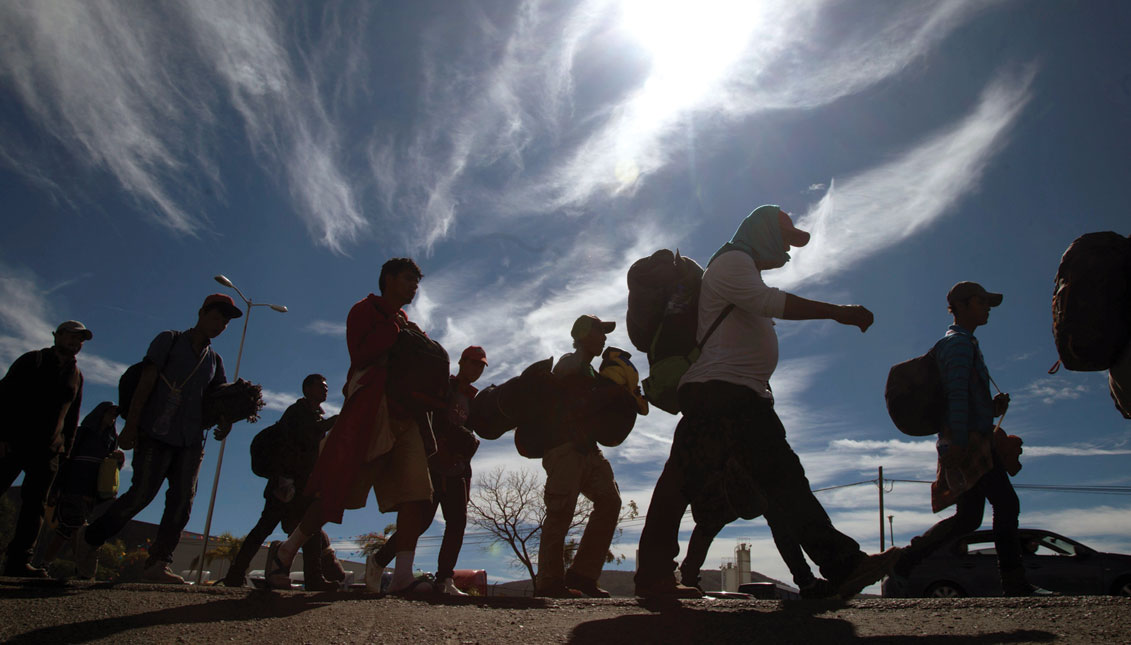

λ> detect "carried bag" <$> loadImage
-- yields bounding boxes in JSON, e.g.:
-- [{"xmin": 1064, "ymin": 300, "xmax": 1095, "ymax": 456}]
[
  {"xmin": 96, "ymin": 457, "xmax": 120, "ymax": 500},
  {"xmin": 376, "ymin": 305, "xmax": 450, "ymax": 413},
  {"xmin": 249, "ymin": 420, "xmax": 285, "ymax": 478},
  {"xmin": 1051, "ymin": 231, "xmax": 1131, "ymax": 371},
  {"xmin": 885, "ymin": 347, "xmax": 944, "ymax": 437}
]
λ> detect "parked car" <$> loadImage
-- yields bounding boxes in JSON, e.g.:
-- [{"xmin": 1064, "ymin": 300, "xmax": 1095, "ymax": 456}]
[
  {"xmin": 738, "ymin": 581, "xmax": 801, "ymax": 600},
  {"xmin": 703, "ymin": 591, "xmax": 754, "ymax": 600},
  {"xmin": 882, "ymin": 528, "xmax": 1131, "ymax": 598}
]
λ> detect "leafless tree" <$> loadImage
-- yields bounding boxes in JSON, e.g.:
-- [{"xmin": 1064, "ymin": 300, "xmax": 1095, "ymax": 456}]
[{"xmin": 468, "ymin": 466, "xmax": 637, "ymax": 587}]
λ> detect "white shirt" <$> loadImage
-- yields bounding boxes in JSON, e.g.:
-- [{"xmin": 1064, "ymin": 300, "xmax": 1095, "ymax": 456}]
[{"xmin": 680, "ymin": 250, "xmax": 787, "ymax": 399}]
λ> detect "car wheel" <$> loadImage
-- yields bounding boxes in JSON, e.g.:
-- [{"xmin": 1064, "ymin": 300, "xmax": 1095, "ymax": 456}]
[
  {"xmin": 1112, "ymin": 577, "xmax": 1131, "ymax": 597},
  {"xmin": 925, "ymin": 582, "xmax": 965, "ymax": 598}
]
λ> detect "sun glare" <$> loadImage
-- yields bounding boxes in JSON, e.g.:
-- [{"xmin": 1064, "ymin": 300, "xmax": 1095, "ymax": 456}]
[{"xmin": 620, "ymin": 0, "xmax": 766, "ymax": 104}]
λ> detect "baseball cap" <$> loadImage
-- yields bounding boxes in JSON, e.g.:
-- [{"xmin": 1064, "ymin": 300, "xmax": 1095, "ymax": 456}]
[
  {"xmin": 778, "ymin": 209, "xmax": 811, "ymax": 248},
  {"xmin": 202, "ymin": 293, "xmax": 244, "ymax": 319},
  {"xmin": 947, "ymin": 282, "xmax": 1003, "ymax": 307},
  {"xmin": 460, "ymin": 345, "xmax": 488, "ymax": 366},
  {"xmin": 55, "ymin": 320, "xmax": 93, "ymax": 341},
  {"xmin": 571, "ymin": 314, "xmax": 615, "ymax": 341}
]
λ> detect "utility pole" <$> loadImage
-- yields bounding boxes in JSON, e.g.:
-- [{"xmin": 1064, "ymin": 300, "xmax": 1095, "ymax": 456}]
[{"xmin": 878, "ymin": 466, "xmax": 885, "ymax": 552}]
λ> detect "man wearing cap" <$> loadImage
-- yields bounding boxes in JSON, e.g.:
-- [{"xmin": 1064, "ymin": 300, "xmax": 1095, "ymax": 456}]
[
  {"xmin": 0, "ymin": 320, "xmax": 89, "ymax": 577},
  {"xmin": 78, "ymin": 294, "xmax": 237, "ymax": 584},
  {"xmin": 535, "ymin": 314, "xmax": 624, "ymax": 598},
  {"xmin": 890, "ymin": 282, "xmax": 1043, "ymax": 596},
  {"xmin": 635, "ymin": 205, "xmax": 902, "ymax": 599},
  {"xmin": 370, "ymin": 345, "xmax": 486, "ymax": 595}
]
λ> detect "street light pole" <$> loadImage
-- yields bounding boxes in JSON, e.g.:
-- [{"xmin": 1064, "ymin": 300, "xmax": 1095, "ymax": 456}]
[{"xmin": 194, "ymin": 275, "xmax": 286, "ymax": 584}]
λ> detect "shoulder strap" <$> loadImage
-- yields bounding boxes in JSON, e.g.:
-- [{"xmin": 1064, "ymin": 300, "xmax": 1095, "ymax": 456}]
[{"xmin": 696, "ymin": 304, "xmax": 736, "ymax": 351}]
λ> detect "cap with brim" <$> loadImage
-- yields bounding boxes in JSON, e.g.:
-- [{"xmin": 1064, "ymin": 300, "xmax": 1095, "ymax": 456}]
[
  {"xmin": 778, "ymin": 209, "xmax": 810, "ymax": 248},
  {"xmin": 571, "ymin": 314, "xmax": 616, "ymax": 341},
  {"xmin": 947, "ymin": 282, "xmax": 1003, "ymax": 307},
  {"xmin": 202, "ymin": 293, "xmax": 244, "ymax": 318},
  {"xmin": 55, "ymin": 320, "xmax": 92, "ymax": 341},
  {"xmin": 460, "ymin": 345, "xmax": 488, "ymax": 366}
]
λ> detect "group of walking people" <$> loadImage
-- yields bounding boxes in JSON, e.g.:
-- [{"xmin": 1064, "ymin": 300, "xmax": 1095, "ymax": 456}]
[{"xmin": 1, "ymin": 204, "xmax": 1070, "ymax": 599}]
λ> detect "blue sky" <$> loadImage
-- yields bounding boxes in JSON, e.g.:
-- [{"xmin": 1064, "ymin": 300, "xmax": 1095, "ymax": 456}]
[{"xmin": 2, "ymin": 1, "xmax": 1130, "ymax": 591}]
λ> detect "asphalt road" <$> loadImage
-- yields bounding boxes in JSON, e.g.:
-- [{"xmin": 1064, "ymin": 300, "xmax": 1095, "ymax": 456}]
[{"xmin": 1, "ymin": 578, "xmax": 1128, "ymax": 644}]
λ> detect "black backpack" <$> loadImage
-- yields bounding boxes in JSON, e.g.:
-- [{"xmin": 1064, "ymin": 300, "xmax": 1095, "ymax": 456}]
[
  {"xmin": 118, "ymin": 331, "xmax": 181, "ymax": 418},
  {"xmin": 1051, "ymin": 232, "xmax": 1131, "ymax": 371},
  {"xmin": 885, "ymin": 347, "xmax": 944, "ymax": 437},
  {"xmin": 627, "ymin": 250, "xmax": 732, "ymax": 414},
  {"xmin": 248, "ymin": 420, "xmax": 284, "ymax": 478},
  {"xmin": 380, "ymin": 315, "xmax": 449, "ymax": 413}
]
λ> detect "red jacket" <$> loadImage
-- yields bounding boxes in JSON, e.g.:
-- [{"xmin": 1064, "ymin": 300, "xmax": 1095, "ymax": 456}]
[{"xmin": 304, "ymin": 294, "xmax": 402, "ymax": 524}]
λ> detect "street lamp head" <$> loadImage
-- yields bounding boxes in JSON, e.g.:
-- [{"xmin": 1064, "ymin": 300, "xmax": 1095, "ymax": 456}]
[
  {"xmin": 269, "ymin": 304, "xmax": 288, "ymax": 313},
  {"xmin": 214, "ymin": 275, "xmax": 235, "ymax": 289}
]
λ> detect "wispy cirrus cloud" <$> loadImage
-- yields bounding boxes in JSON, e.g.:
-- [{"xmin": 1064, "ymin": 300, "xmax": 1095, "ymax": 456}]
[
  {"xmin": 0, "ymin": 0, "xmax": 365, "ymax": 251},
  {"xmin": 304, "ymin": 320, "xmax": 347, "ymax": 337},
  {"xmin": 774, "ymin": 67, "xmax": 1035, "ymax": 290},
  {"xmin": 0, "ymin": 264, "xmax": 127, "ymax": 386},
  {"xmin": 1017, "ymin": 377, "xmax": 1090, "ymax": 405}
]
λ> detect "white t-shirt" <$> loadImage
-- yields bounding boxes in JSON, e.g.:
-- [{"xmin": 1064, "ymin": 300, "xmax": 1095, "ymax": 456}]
[{"xmin": 680, "ymin": 250, "xmax": 787, "ymax": 399}]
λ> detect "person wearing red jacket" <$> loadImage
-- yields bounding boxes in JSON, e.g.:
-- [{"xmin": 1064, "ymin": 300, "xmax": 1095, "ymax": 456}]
[{"xmin": 266, "ymin": 258, "xmax": 437, "ymax": 594}]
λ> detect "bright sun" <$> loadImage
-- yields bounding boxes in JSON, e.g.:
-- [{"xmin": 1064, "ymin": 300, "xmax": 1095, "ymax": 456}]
[{"xmin": 620, "ymin": 0, "xmax": 767, "ymax": 105}]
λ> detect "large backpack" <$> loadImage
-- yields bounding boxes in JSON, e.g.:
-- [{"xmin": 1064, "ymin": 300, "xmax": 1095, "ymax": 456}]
[
  {"xmin": 249, "ymin": 420, "xmax": 285, "ymax": 478},
  {"xmin": 1051, "ymin": 232, "xmax": 1131, "ymax": 371},
  {"xmin": 627, "ymin": 250, "xmax": 732, "ymax": 414},
  {"xmin": 885, "ymin": 347, "xmax": 945, "ymax": 437},
  {"xmin": 117, "ymin": 331, "xmax": 182, "ymax": 418},
  {"xmin": 386, "ymin": 326, "xmax": 450, "ymax": 413}
]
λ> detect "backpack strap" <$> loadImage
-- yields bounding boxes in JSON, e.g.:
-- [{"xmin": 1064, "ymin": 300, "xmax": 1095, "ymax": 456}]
[{"xmin": 696, "ymin": 304, "xmax": 736, "ymax": 352}]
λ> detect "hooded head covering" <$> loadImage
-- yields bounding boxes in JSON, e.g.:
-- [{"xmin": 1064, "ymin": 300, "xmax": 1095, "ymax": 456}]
[
  {"xmin": 709, "ymin": 204, "xmax": 807, "ymax": 269},
  {"xmin": 79, "ymin": 401, "xmax": 119, "ymax": 433}
]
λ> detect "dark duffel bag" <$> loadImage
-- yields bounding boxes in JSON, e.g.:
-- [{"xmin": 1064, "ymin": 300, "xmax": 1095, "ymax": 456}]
[{"xmin": 387, "ymin": 327, "xmax": 449, "ymax": 412}]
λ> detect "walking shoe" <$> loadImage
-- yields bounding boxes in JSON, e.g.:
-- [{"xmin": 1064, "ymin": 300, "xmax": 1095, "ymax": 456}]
[
  {"xmin": 304, "ymin": 577, "xmax": 340, "ymax": 592},
  {"xmin": 836, "ymin": 547, "xmax": 903, "ymax": 599},
  {"xmin": 565, "ymin": 570, "xmax": 611, "ymax": 598},
  {"xmin": 388, "ymin": 575, "xmax": 436, "ymax": 597},
  {"xmin": 142, "ymin": 562, "xmax": 187, "ymax": 585},
  {"xmin": 3, "ymin": 562, "xmax": 50, "ymax": 578},
  {"xmin": 265, "ymin": 541, "xmax": 293, "ymax": 590},
  {"xmin": 1001, "ymin": 567, "xmax": 1057, "ymax": 597},
  {"xmin": 535, "ymin": 582, "xmax": 585, "ymax": 598},
  {"xmin": 440, "ymin": 577, "xmax": 468, "ymax": 596},
  {"xmin": 634, "ymin": 577, "xmax": 704, "ymax": 599},
  {"xmin": 218, "ymin": 574, "xmax": 246, "ymax": 587},
  {"xmin": 321, "ymin": 548, "xmax": 346, "ymax": 582},
  {"xmin": 799, "ymin": 578, "xmax": 838, "ymax": 600}
]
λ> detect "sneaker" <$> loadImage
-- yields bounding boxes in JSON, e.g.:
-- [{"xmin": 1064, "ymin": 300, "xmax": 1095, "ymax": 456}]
[
  {"xmin": 799, "ymin": 578, "xmax": 838, "ymax": 600},
  {"xmin": 1001, "ymin": 567, "xmax": 1057, "ymax": 597},
  {"xmin": 836, "ymin": 547, "xmax": 903, "ymax": 599},
  {"xmin": 142, "ymin": 562, "xmax": 187, "ymax": 585},
  {"xmin": 535, "ymin": 582, "xmax": 585, "ymax": 598},
  {"xmin": 388, "ymin": 576, "xmax": 436, "ymax": 597},
  {"xmin": 565, "ymin": 570, "xmax": 610, "ymax": 598},
  {"xmin": 3, "ymin": 562, "xmax": 50, "ymax": 578},
  {"xmin": 634, "ymin": 578, "xmax": 704, "ymax": 599},
  {"xmin": 440, "ymin": 577, "xmax": 468, "ymax": 596},
  {"xmin": 219, "ymin": 574, "xmax": 247, "ymax": 588}
]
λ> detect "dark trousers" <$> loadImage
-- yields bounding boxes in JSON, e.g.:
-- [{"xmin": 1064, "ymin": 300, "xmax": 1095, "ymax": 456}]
[
  {"xmin": 897, "ymin": 455, "xmax": 1021, "ymax": 575},
  {"xmin": 0, "ymin": 450, "xmax": 59, "ymax": 569},
  {"xmin": 225, "ymin": 492, "xmax": 328, "ymax": 583},
  {"xmin": 374, "ymin": 473, "xmax": 469, "ymax": 580},
  {"xmin": 681, "ymin": 512, "xmax": 817, "ymax": 588},
  {"xmin": 85, "ymin": 436, "xmax": 203, "ymax": 567},
  {"xmin": 636, "ymin": 381, "xmax": 863, "ymax": 586}
]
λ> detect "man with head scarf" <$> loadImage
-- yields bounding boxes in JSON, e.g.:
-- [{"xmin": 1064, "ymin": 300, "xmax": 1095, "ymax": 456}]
[{"xmin": 635, "ymin": 205, "xmax": 901, "ymax": 599}]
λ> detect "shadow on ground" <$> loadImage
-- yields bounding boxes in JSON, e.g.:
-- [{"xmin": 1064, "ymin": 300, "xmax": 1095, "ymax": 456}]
[{"xmin": 568, "ymin": 604, "xmax": 1057, "ymax": 645}]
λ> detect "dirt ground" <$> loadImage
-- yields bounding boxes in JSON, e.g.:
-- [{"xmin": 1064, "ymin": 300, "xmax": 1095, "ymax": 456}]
[{"xmin": 1, "ymin": 578, "xmax": 1128, "ymax": 644}]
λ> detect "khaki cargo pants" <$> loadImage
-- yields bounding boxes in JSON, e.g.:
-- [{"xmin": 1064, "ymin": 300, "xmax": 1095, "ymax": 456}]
[{"xmin": 536, "ymin": 442, "xmax": 621, "ymax": 589}]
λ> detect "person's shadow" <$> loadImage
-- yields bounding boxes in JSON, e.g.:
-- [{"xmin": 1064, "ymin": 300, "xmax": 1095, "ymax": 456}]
[
  {"xmin": 567, "ymin": 602, "xmax": 1057, "ymax": 644},
  {"xmin": 4, "ymin": 588, "xmax": 327, "ymax": 644}
]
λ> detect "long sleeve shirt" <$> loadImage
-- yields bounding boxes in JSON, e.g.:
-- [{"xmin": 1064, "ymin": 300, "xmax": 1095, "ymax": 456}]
[
  {"xmin": 0, "ymin": 348, "xmax": 83, "ymax": 455},
  {"xmin": 935, "ymin": 324, "xmax": 994, "ymax": 447}
]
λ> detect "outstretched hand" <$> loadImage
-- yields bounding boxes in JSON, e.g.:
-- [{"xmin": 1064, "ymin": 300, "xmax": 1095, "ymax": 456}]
[
  {"xmin": 213, "ymin": 417, "xmax": 233, "ymax": 441},
  {"xmin": 835, "ymin": 305, "xmax": 874, "ymax": 332}
]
